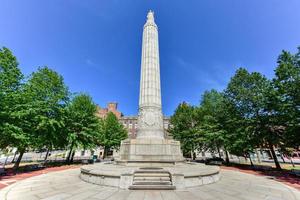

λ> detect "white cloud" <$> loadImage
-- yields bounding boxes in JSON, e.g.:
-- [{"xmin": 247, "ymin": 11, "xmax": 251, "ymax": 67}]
[{"xmin": 85, "ymin": 59, "xmax": 95, "ymax": 66}]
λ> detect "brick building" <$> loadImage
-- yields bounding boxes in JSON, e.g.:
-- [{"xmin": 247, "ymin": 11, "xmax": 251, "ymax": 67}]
[
  {"xmin": 96, "ymin": 102, "xmax": 122, "ymax": 119},
  {"xmin": 119, "ymin": 116, "xmax": 171, "ymax": 139},
  {"xmin": 96, "ymin": 102, "xmax": 171, "ymax": 138}
]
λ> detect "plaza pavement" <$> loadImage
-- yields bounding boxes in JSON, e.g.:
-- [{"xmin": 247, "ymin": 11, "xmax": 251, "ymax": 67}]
[
  {"xmin": 0, "ymin": 168, "xmax": 300, "ymax": 200},
  {"xmin": 0, "ymin": 165, "xmax": 80, "ymax": 189}
]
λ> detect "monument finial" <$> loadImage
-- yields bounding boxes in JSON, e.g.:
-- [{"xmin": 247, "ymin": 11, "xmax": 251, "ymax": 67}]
[{"xmin": 147, "ymin": 10, "xmax": 155, "ymax": 22}]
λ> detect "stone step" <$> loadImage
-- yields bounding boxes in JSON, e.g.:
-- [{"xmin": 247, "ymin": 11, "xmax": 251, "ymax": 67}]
[
  {"xmin": 129, "ymin": 185, "xmax": 176, "ymax": 190},
  {"xmin": 134, "ymin": 177, "xmax": 171, "ymax": 181},
  {"xmin": 133, "ymin": 181, "xmax": 172, "ymax": 185},
  {"xmin": 134, "ymin": 173, "xmax": 170, "ymax": 177},
  {"xmin": 131, "ymin": 169, "xmax": 174, "ymax": 190},
  {"xmin": 134, "ymin": 170, "xmax": 170, "ymax": 174}
]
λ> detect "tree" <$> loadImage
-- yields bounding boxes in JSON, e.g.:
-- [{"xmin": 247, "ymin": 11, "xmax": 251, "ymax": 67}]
[
  {"xmin": 225, "ymin": 68, "xmax": 282, "ymax": 169},
  {"xmin": 197, "ymin": 89, "xmax": 239, "ymax": 163},
  {"xmin": 24, "ymin": 67, "xmax": 69, "ymax": 160},
  {"xmin": 169, "ymin": 102, "xmax": 199, "ymax": 159},
  {"xmin": 0, "ymin": 47, "xmax": 23, "ymax": 93},
  {"xmin": 65, "ymin": 94, "xmax": 101, "ymax": 163},
  {"xmin": 273, "ymin": 49, "xmax": 300, "ymax": 148},
  {"xmin": 196, "ymin": 89, "xmax": 247, "ymax": 164},
  {"xmin": 197, "ymin": 90, "xmax": 226, "ymax": 157},
  {"xmin": 0, "ymin": 47, "xmax": 24, "ymax": 149},
  {"xmin": 99, "ymin": 112, "xmax": 127, "ymax": 158},
  {"xmin": 0, "ymin": 47, "xmax": 34, "ymax": 170}
]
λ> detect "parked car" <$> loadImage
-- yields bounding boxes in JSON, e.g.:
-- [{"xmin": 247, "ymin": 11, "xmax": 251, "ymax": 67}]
[{"xmin": 205, "ymin": 157, "xmax": 224, "ymax": 166}]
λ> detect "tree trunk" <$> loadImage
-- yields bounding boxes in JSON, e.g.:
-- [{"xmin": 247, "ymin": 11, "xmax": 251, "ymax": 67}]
[
  {"xmin": 103, "ymin": 146, "xmax": 109, "ymax": 159},
  {"xmin": 193, "ymin": 151, "xmax": 196, "ymax": 160},
  {"xmin": 66, "ymin": 150, "xmax": 71, "ymax": 163},
  {"xmin": 290, "ymin": 158, "xmax": 295, "ymax": 168},
  {"xmin": 248, "ymin": 153, "xmax": 254, "ymax": 167},
  {"xmin": 13, "ymin": 149, "xmax": 25, "ymax": 171},
  {"xmin": 70, "ymin": 151, "xmax": 75, "ymax": 163},
  {"xmin": 44, "ymin": 147, "xmax": 50, "ymax": 162},
  {"xmin": 280, "ymin": 153, "xmax": 286, "ymax": 163},
  {"xmin": 269, "ymin": 143, "xmax": 281, "ymax": 170},
  {"xmin": 66, "ymin": 141, "xmax": 75, "ymax": 163},
  {"xmin": 255, "ymin": 149, "xmax": 261, "ymax": 163},
  {"xmin": 225, "ymin": 150, "xmax": 230, "ymax": 165},
  {"xmin": 269, "ymin": 149, "xmax": 273, "ymax": 159},
  {"xmin": 190, "ymin": 150, "xmax": 196, "ymax": 160},
  {"xmin": 190, "ymin": 143, "xmax": 196, "ymax": 160},
  {"xmin": 217, "ymin": 146, "xmax": 221, "ymax": 158},
  {"xmin": 260, "ymin": 149, "xmax": 266, "ymax": 159},
  {"xmin": 103, "ymin": 147, "xmax": 106, "ymax": 159},
  {"xmin": 12, "ymin": 151, "xmax": 17, "ymax": 163},
  {"xmin": 3, "ymin": 154, "xmax": 9, "ymax": 169},
  {"xmin": 244, "ymin": 155, "xmax": 248, "ymax": 163}
]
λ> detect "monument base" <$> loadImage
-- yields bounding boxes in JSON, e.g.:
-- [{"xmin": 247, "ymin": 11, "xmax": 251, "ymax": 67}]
[
  {"xmin": 80, "ymin": 138, "xmax": 220, "ymax": 189},
  {"xmin": 80, "ymin": 162, "xmax": 220, "ymax": 190},
  {"xmin": 118, "ymin": 138, "xmax": 184, "ymax": 165}
]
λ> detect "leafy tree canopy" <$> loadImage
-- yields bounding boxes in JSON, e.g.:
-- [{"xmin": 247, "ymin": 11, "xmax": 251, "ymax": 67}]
[
  {"xmin": 23, "ymin": 67, "xmax": 70, "ymax": 150},
  {"xmin": 169, "ymin": 102, "xmax": 199, "ymax": 157},
  {"xmin": 65, "ymin": 93, "xmax": 101, "ymax": 151},
  {"xmin": 99, "ymin": 112, "xmax": 127, "ymax": 157}
]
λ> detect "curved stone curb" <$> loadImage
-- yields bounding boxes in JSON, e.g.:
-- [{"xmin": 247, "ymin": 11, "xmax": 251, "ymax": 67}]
[{"xmin": 80, "ymin": 162, "xmax": 220, "ymax": 189}]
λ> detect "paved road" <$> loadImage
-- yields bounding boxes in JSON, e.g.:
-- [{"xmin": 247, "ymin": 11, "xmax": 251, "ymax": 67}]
[{"xmin": 0, "ymin": 168, "xmax": 299, "ymax": 200}]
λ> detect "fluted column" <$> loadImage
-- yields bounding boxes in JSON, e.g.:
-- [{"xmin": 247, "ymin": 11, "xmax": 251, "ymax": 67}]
[{"xmin": 137, "ymin": 11, "xmax": 164, "ymax": 139}]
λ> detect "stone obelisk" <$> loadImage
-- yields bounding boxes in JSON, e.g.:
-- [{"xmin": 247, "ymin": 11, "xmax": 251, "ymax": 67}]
[
  {"xmin": 137, "ymin": 11, "xmax": 164, "ymax": 139},
  {"xmin": 119, "ymin": 11, "xmax": 183, "ymax": 164}
]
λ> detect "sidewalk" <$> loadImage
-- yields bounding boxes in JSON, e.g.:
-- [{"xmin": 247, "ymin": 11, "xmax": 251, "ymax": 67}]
[
  {"xmin": 0, "ymin": 165, "xmax": 81, "ymax": 189},
  {"xmin": 221, "ymin": 165, "xmax": 300, "ymax": 191},
  {"xmin": 1, "ymin": 164, "xmax": 299, "ymax": 192}
]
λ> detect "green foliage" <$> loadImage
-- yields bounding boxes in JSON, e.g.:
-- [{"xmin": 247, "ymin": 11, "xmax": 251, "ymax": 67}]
[
  {"xmin": 65, "ymin": 94, "xmax": 101, "ymax": 150},
  {"xmin": 24, "ymin": 67, "xmax": 70, "ymax": 149},
  {"xmin": 1, "ymin": 44, "xmax": 299, "ymax": 171},
  {"xmin": 224, "ymin": 68, "xmax": 271, "ymax": 147},
  {"xmin": 273, "ymin": 49, "xmax": 300, "ymax": 147},
  {"xmin": 0, "ymin": 47, "xmax": 127, "ymax": 167},
  {"xmin": 170, "ymin": 50, "xmax": 299, "ymax": 169},
  {"xmin": 223, "ymin": 68, "xmax": 286, "ymax": 169},
  {"xmin": 0, "ymin": 47, "xmax": 33, "ymax": 169},
  {"xmin": 99, "ymin": 112, "xmax": 127, "ymax": 157},
  {"xmin": 0, "ymin": 47, "xmax": 26, "ymax": 150},
  {"xmin": 197, "ymin": 90, "xmax": 227, "ymax": 154},
  {"xmin": 0, "ymin": 47, "xmax": 23, "ymax": 92},
  {"xmin": 169, "ymin": 102, "xmax": 199, "ymax": 157}
]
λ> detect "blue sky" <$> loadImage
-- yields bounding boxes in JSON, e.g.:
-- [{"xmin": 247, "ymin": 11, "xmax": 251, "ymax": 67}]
[{"xmin": 1, "ymin": 1, "xmax": 300, "ymax": 116}]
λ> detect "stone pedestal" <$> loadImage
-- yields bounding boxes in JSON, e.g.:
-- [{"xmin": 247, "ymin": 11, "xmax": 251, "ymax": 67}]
[{"xmin": 118, "ymin": 138, "xmax": 184, "ymax": 165}]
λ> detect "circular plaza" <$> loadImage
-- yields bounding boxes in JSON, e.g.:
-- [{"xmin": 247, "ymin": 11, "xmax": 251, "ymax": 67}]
[{"xmin": 1, "ymin": 168, "xmax": 299, "ymax": 200}]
